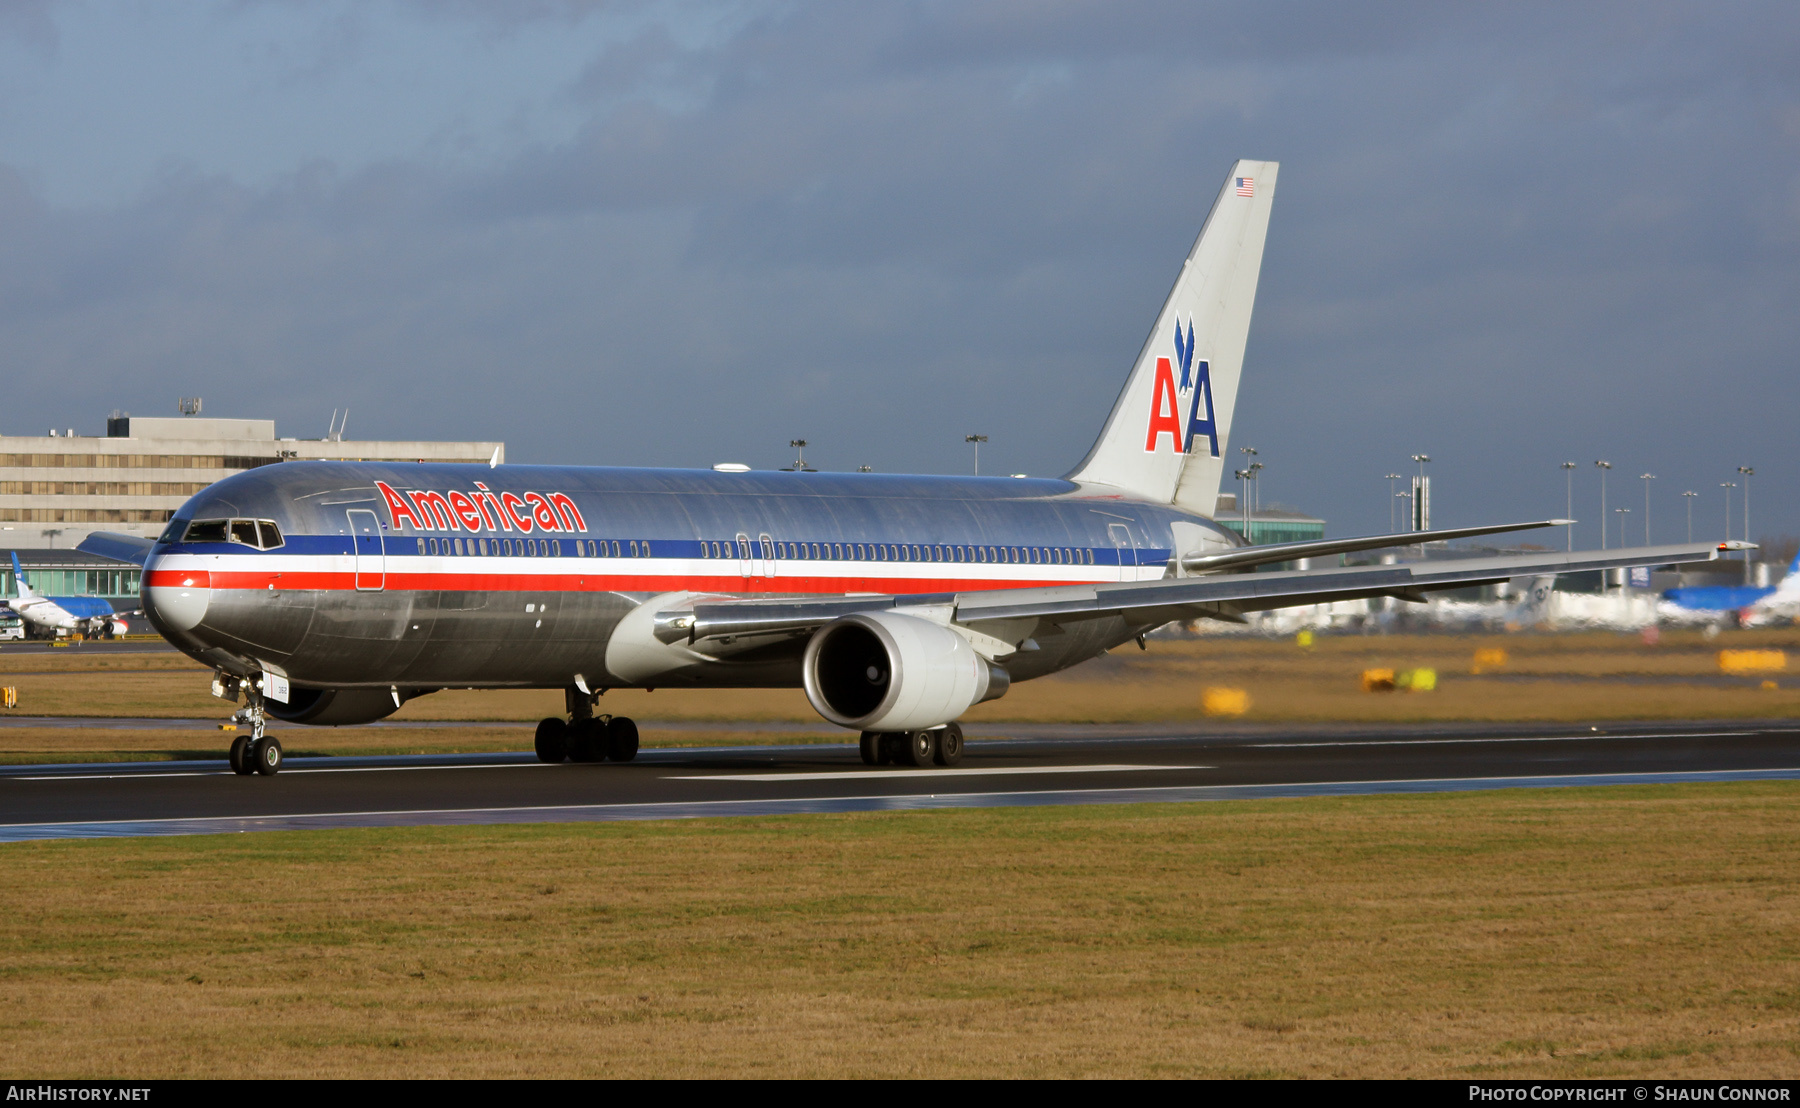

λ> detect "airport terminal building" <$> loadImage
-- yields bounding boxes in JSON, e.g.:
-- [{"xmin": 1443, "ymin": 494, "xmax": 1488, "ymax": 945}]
[
  {"xmin": 1212, "ymin": 495, "xmax": 1326, "ymax": 546},
  {"xmin": 1, "ymin": 413, "xmax": 502, "ymax": 550}
]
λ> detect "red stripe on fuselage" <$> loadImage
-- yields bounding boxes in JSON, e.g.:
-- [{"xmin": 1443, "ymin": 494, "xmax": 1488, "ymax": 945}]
[
  {"xmin": 183, "ymin": 568, "xmax": 1098, "ymax": 595},
  {"xmin": 145, "ymin": 569, "xmax": 212, "ymax": 588}
]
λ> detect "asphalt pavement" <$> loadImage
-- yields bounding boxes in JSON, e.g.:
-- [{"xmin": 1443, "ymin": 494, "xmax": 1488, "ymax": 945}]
[{"xmin": 3, "ymin": 719, "xmax": 1797, "ymax": 842}]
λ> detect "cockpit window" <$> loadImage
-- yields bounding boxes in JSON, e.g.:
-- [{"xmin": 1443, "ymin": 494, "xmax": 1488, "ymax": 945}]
[
  {"xmin": 159, "ymin": 519, "xmax": 188, "ymax": 544},
  {"xmin": 182, "ymin": 518, "xmax": 284, "ymax": 549}
]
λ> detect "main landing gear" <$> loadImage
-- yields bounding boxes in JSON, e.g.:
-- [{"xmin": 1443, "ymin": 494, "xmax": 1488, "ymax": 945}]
[
  {"xmin": 226, "ymin": 688, "xmax": 283, "ymax": 776},
  {"xmin": 536, "ymin": 684, "xmax": 639, "ymax": 764},
  {"xmin": 859, "ymin": 722, "xmax": 964, "ymax": 768}
]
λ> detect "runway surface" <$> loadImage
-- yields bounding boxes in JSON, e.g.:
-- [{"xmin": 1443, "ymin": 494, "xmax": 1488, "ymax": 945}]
[{"xmin": 3, "ymin": 719, "xmax": 1799, "ymax": 842}]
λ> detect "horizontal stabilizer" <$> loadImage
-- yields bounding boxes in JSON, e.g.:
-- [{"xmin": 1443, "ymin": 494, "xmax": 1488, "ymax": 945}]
[{"xmin": 77, "ymin": 532, "xmax": 157, "ymax": 567}]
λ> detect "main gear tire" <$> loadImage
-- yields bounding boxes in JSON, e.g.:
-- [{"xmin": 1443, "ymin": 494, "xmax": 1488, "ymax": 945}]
[
  {"xmin": 859, "ymin": 732, "xmax": 881, "ymax": 766},
  {"xmin": 252, "ymin": 736, "xmax": 283, "ymax": 776},
  {"xmin": 534, "ymin": 717, "xmax": 569, "ymax": 763},
  {"xmin": 567, "ymin": 718, "xmax": 605, "ymax": 763},
  {"xmin": 896, "ymin": 730, "xmax": 936, "ymax": 767},
  {"xmin": 932, "ymin": 723, "xmax": 964, "ymax": 767},
  {"xmin": 606, "ymin": 717, "xmax": 639, "ymax": 762}
]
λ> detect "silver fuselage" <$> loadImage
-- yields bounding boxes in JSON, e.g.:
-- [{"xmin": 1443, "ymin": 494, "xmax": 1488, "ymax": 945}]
[{"xmin": 144, "ymin": 462, "xmax": 1236, "ymax": 693}]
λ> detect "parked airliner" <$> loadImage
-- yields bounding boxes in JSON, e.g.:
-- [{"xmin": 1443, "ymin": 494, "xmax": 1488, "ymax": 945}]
[
  {"xmin": 81, "ymin": 160, "xmax": 1737, "ymax": 776},
  {"xmin": 2, "ymin": 552, "xmax": 127, "ymax": 639},
  {"xmin": 1661, "ymin": 552, "xmax": 1800, "ymax": 626}
]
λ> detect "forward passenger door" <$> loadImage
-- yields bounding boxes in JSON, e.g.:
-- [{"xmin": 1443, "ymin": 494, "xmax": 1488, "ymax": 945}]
[{"xmin": 349, "ymin": 509, "xmax": 385, "ymax": 592}]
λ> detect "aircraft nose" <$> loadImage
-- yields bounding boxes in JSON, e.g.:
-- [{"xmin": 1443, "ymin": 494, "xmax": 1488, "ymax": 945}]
[{"xmin": 142, "ymin": 549, "xmax": 211, "ymax": 633}]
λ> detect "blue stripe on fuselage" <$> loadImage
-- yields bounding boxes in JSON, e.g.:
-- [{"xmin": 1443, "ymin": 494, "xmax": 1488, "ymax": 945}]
[{"xmin": 158, "ymin": 461, "xmax": 1231, "ymax": 569}]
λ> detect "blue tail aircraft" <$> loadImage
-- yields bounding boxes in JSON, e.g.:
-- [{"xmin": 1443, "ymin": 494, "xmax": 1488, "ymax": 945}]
[
  {"xmin": 1662, "ymin": 551, "xmax": 1800, "ymax": 618},
  {"xmin": 3, "ymin": 552, "xmax": 127, "ymax": 638}
]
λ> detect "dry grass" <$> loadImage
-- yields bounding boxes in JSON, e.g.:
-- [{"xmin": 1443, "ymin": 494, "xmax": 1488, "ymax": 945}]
[
  {"xmin": 956, "ymin": 627, "xmax": 1800, "ymax": 725},
  {"xmin": 3, "ymin": 783, "xmax": 1799, "ymax": 1077}
]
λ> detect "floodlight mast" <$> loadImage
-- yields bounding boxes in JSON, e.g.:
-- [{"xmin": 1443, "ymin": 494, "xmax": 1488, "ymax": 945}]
[
  {"xmin": 1561, "ymin": 462, "xmax": 1577, "ymax": 550},
  {"xmin": 964, "ymin": 435, "xmax": 988, "ymax": 476},
  {"xmin": 1738, "ymin": 466, "xmax": 1755, "ymax": 583},
  {"xmin": 1595, "ymin": 461, "xmax": 1612, "ymax": 549}
]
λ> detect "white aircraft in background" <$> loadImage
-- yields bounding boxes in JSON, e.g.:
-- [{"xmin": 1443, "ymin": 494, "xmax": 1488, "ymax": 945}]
[{"xmin": 2, "ymin": 552, "xmax": 128, "ymax": 638}]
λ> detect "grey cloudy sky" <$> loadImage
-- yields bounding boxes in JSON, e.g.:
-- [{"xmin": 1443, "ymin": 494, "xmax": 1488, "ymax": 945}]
[{"xmin": 2, "ymin": 1, "xmax": 1796, "ymax": 546}]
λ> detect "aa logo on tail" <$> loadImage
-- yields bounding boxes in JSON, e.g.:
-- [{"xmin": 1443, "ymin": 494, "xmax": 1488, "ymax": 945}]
[{"xmin": 1143, "ymin": 317, "xmax": 1219, "ymax": 457}]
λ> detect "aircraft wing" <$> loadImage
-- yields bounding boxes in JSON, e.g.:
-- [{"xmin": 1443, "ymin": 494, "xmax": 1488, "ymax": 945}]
[
  {"xmin": 661, "ymin": 541, "xmax": 1735, "ymax": 647},
  {"xmin": 76, "ymin": 532, "xmax": 157, "ymax": 566},
  {"xmin": 1179, "ymin": 518, "xmax": 1571, "ymax": 573}
]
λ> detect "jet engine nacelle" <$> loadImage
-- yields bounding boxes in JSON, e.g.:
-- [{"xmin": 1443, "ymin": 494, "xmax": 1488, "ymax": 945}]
[
  {"xmin": 265, "ymin": 687, "xmax": 431, "ymax": 726},
  {"xmin": 803, "ymin": 611, "xmax": 1008, "ymax": 732}
]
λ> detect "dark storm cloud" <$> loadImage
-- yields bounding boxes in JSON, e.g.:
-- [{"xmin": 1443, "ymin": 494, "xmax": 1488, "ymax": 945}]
[{"xmin": 3, "ymin": 1, "xmax": 1797, "ymax": 544}]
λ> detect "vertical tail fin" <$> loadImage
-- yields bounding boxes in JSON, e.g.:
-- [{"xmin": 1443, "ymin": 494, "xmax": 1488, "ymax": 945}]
[
  {"xmin": 1066, "ymin": 159, "xmax": 1277, "ymax": 516},
  {"xmin": 1766, "ymin": 551, "xmax": 1800, "ymax": 604},
  {"xmin": 10, "ymin": 552, "xmax": 33, "ymax": 599}
]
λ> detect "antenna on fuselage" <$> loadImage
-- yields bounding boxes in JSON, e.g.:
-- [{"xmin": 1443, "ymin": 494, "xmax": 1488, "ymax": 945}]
[{"xmin": 489, "ymin": 446, "xmax": 501, "ymax": 468}]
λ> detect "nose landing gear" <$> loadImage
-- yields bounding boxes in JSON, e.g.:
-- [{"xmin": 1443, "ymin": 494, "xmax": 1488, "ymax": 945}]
[
  {"xmin": 226, "ymin": 687, "xmax": 283, "ymax": 776},
  {"xmin": 535, "ymin": 685, "xmax": 639, "ymax": 764}
]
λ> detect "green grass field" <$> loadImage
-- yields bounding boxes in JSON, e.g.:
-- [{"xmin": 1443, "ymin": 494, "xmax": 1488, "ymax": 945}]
[{"xmin": 4, "ymin": 783, "xmax": 1798, "ymax": 1078}]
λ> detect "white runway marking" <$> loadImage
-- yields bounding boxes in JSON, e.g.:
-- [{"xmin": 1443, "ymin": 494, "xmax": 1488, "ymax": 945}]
[
  {"xmin": 1246, "ymin": 731, "xmax": 1758, "ymax": 749},
  {"xmin": 666, "ymin": 764, "xmax": 1208, "ymax": 782},
  {"xmin": 23, "ymin": 762, "xmax": 544, "ymax": 781}
]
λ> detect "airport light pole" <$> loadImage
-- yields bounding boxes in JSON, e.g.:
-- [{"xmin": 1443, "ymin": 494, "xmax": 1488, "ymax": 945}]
[
  {"xmin": 964, "ymin": 435, "xmax": 987, "ymax": 476},
  {"xmin": 1615, "ymin": 508, "xmax": 1630, "ymax": 552},
  {"xmin": 1738, "ymin": 467, "xmax": 1753, "ymax": 542},
  {"xmin": 1683, "ymin": 490, "xmax": 1698, "ymax": 543},
  {"xmin": 1238, "ymin": 447, "xmax": 1258, "ymax": 542},
  {"xmin": 1595, "ymin": 461, "xmax": 1612, "ymax": 550},
  {"xmin": 1640, "ymin": 473, "xmax": 1655, "ymax": 545},
  {"xmin": 1234, "ymin": 469, "xmax": 1252, "ymax": 543},
  {"xmin": 1410, "ymin": 454, "xmax": 1430, "ymax": 533},
  {"xmin": 1385, "ymin": 473, "xmax": 1403, "ymax": 532},
  {"xmin": 1738, "ymin": 466, "xmax": 1754, "ymax": 583},
  {"xmin": 1249, "ymin": 460, "xmax": 1264, "ymax": 517},
  {"xmin": 1721, "ymin": 482, "xmax": 1736, "ymax": 549},
  {"xmin": 1561, "ymin": 462, "xmax": 1577, "ymax": 550}
]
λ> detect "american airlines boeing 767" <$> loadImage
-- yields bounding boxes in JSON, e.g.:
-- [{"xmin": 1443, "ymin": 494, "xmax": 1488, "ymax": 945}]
[{"xmin": 80, "ymin": 160, "xmax": 1736, "ymax": 775}]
